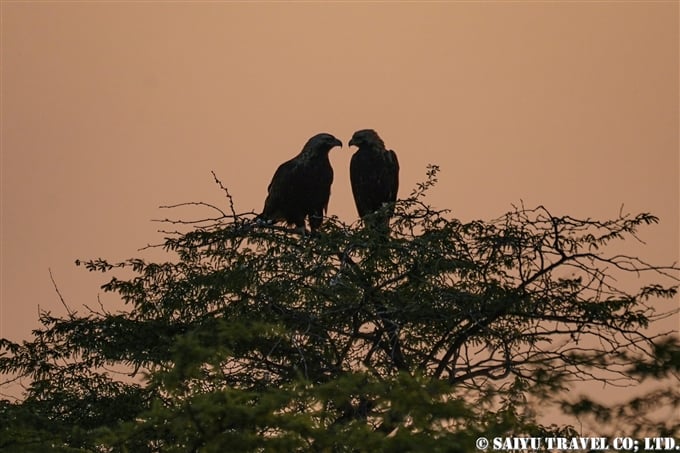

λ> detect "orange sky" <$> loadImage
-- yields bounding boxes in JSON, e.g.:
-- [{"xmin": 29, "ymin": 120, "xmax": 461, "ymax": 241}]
[{"xmin": 1, "ymin": 0, "xmax": 678, "ymax": 398}]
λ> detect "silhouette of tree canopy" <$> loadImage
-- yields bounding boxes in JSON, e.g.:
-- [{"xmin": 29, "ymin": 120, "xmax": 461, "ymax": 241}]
[{"xmin": 1, "ymin": 166, "xmax": 678, "ymax": 452}]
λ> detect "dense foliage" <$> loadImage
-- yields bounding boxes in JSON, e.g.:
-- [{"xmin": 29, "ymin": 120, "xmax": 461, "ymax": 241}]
[{"xmin": 2, "ymin": 167, "xmax": 678, "ymax": 451}]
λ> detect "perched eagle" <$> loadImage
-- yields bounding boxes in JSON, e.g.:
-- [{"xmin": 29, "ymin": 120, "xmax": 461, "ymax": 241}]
[
  {"xmin": 348, "ymin": 129, "xmax": 400, "ymax": 228},
  {"xmin": 259, "ymin": 133, "xmax": 342, "ymax": 233}
]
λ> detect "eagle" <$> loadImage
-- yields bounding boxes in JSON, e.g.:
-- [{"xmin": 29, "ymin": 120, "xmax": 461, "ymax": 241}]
[
  {"xmin": 259, "ymin": 133, "xmax": 342, "ymax": 233},
  {"xmin": 348, "ymin": 129, "xmax": 400, "ymax": 229}
]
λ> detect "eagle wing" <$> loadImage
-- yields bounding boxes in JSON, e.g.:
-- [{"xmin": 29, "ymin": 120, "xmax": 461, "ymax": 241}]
[
  {"xmin": 385, "ymin": 149, "xmax": 399, "ymax": 203},
  {"xmin": 350, "ymin": 149, "xmax": 399, "ymax": 218},
  {"xmin": 262, "ymin": 154, "xmax": 333, "ymax": 230},
  {"xmin": 262, "ymin": 159, "xmax": 304, "ymax": 226}
]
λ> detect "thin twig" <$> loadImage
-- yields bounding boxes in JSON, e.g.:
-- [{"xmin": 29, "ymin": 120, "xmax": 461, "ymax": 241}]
[{"xmin": 48, "ymin": 268, "xmax": 74, "ymax": 317}]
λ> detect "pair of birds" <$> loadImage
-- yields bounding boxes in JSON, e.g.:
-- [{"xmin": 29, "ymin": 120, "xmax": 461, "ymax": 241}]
[{"xmin": 259, "ymin": 129, "xmax": 399, "ymax": 233}]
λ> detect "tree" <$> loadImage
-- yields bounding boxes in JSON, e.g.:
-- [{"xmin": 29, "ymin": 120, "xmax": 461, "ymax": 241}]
[{"xmin": 1, "ymin": 166, "xmax": 678, "ymax": 452}]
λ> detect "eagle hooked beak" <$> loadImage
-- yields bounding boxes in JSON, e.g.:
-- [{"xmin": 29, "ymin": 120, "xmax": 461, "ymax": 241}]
[
  {"xmin": 348, "ymin": 137, "xmax": 356, "ymax": 148},
  {"xmin": 333, "ymin": 138, "xmax": 343, "ymax": 148}
]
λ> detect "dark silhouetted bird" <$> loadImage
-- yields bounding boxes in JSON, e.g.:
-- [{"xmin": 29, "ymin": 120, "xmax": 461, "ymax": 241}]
[
  {"xmin": 259, "ymin": 133, "xmax": 342, "ymax": 233},
  {"xmin": 348, "ymin": 129, "xmax": 400, "ymax": 229}
]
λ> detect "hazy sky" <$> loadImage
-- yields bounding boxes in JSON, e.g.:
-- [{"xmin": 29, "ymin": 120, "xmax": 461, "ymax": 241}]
[{"xmin": 1, "ymin": 0, "xmax": 678, "ymax": 391}]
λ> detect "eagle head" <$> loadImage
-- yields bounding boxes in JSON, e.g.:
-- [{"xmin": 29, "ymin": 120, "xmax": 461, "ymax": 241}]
[
  {"xmin": 348, "ymin": 129, "xmax": 385, "ymax": 149},
  {"xmin": 302, "ymin": 133, "xmax": 343, "ymax": 156}
]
